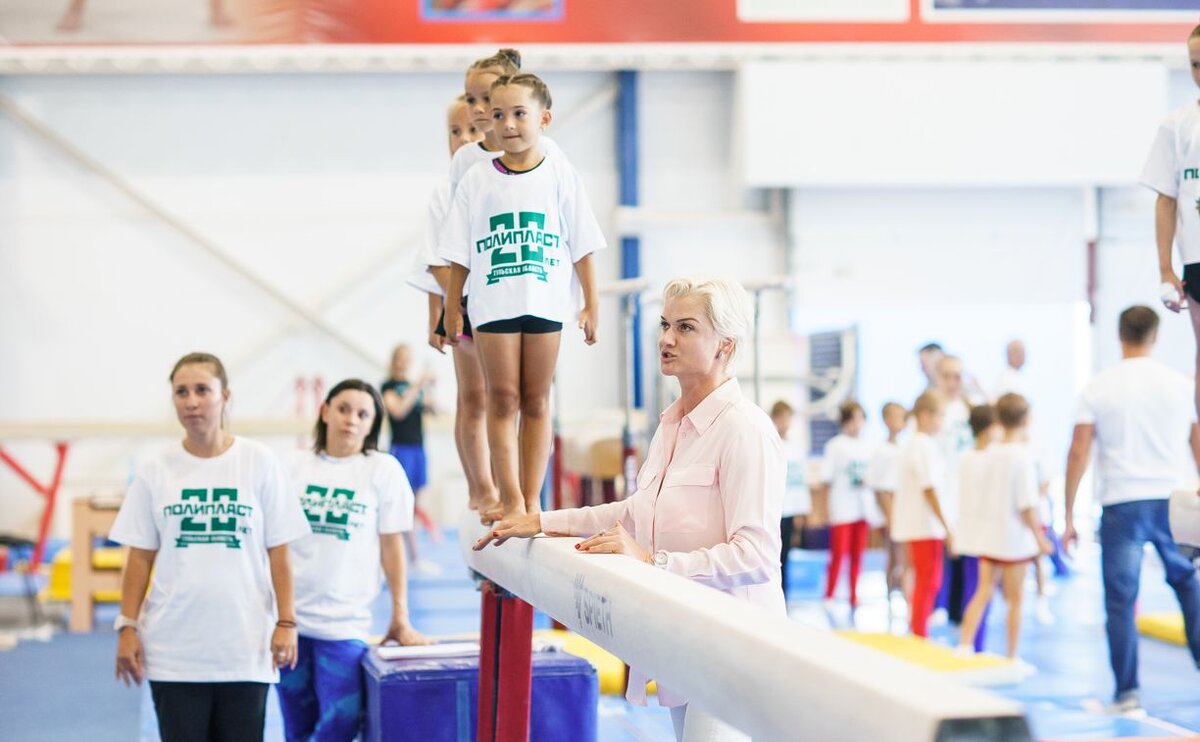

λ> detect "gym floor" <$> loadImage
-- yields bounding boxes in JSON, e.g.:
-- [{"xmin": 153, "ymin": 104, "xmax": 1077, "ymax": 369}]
[{"xmin": 1, "ymin": 530, "xmax": 1198, "ymax": 741}]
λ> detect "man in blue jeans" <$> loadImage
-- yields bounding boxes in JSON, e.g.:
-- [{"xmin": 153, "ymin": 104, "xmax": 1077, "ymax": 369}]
[{"xmin": 1064, "ymin": 305, "xmax": 1200, "ymax": 716}]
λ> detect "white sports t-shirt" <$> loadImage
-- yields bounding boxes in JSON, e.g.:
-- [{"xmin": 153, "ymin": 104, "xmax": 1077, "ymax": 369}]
[
  {"xmin": 973, "ymin": 442, "xmax": 1040, "ymax": 561},
  {"xmin": 1076, "ymin": 357, "xmax": 1197, "ymax": 506},
  {"xmin": 108, "ymin": 438, "xmax": 311, "ymax": 683},
  {"xmin": 866, "ymin": 439, "xmax": 901, "ymax": 494},
  {"xmin": 438, "ymin": 149, "xmax": 607, "ymax": 327},
  {"xmin": 1141, "ymin": 100, "xmax": 1200, "ymax": 265},
  {"xmin": 448, "ymin": 136, "xmax": 564, "ymax": 196},
  {"xmin": 890, "ymin": 432, "xmax": 948, "ymax": 543},
  {"xmin": 289, "ymin": 450, "xmax": 414, "ymax": 642},
  {"xmin": 954, "ymin": 448, "xmax": 990, "ymax": 557},
  {"xmin": 820, "ymin": 434, "xmax": 874, "ymax": 525},
  {"xmin": 782, "ymin": 450, "xmax": 811, "ymax": 518},
  {"xmin": 405, "ymin": 180, "xmax": 451, "ymax": 297},
  {"xmin": 993, "ymin": 367, "xmax": 1026, "ymax": 399},
  {"xmin": 936, "ymin": 397, "xmax": 972, "ymax": 527}
]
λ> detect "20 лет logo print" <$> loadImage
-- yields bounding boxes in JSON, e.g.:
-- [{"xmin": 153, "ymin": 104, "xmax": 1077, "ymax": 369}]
[
  {"xmin": 163, "ymin": 488, "xmax": 252, "ymax": 549},
  {"xmin": 302, "ymin": 485, "xmax": 367, "ymax": 541},
  {"xmin": 475, "ymin": 211, "xmax": 561, "ymax": 285}
]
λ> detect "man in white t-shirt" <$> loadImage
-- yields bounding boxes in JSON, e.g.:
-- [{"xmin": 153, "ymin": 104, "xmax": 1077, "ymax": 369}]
[
  {"xmin": 1064, "ymin": 305, "xmax": 1200, "ymax": 716},
  {"xmin": 993, "ymin": 339, "xmax": 1027, "ymax": 399}
]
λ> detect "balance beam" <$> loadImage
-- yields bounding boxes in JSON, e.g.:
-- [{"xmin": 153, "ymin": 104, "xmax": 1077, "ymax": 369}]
[{"xmin": 459, "ymin": 514, "xmax": 1030, "ymax": 741}]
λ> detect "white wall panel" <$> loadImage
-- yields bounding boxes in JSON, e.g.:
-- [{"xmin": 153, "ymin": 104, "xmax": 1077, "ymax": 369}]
[{"xmin": 741, "ymin": 62, "xmax": 1168, "ymax": 186}]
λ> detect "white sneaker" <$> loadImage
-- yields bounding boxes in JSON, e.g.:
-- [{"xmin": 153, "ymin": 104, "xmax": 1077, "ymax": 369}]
[
  {"xmin": 1009, "ymin": 657, "xmax": 1038, "ymax": 677},
  {"xmin": 952, "ymin": 644, "xmax": 975, "ymax": 658},
  {"xmin": 411, "ymin": 560, "xmax": 444, "ymax": 577},
  {"xmin": 1083, "ymin": 695, "xmax": 1146, "ymax": 718},
  {"xmin": 929, "ymin": 608, "xmax": 949, "ymax": 627},
  {"xmin": 1035, "ymin": 597, "xmax": 1055, "ymax": 626}
]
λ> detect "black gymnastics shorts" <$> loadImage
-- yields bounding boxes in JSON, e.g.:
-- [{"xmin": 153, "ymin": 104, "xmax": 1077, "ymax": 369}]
[
  {"xmin": 435, "ymin": 301, "xmax": 473, "ymax": 339},
  {"xmin": 475, "ymin": 315, "xmax": 563, "ymax": 334},
  {"xmin": 1184, "ymin": 264, "xmax": 1200, "ymax": 304}
]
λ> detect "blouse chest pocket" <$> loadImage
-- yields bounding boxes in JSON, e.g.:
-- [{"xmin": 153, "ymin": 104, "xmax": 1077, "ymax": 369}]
[
  {"xmin": 635, "ymin": 459, "xmax": 661, "ymax": 494},
  {"xmin": 657, "ymin": 465, "xmax": 718, "ymax": 532}
]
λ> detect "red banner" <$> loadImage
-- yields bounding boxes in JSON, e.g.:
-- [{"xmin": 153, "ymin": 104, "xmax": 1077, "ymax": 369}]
[{"xmin": 3, "ymin": 0, "xmax": 1193, "ymax": 46}]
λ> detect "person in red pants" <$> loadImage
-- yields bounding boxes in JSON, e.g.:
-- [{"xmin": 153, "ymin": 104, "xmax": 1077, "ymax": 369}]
[
  {"xmin": 891, "ymin": 393, "xmax": 954, "ymax": 637},
  {"xmin": 818, "ymin": 401, "xmax": 873, "ymax": 609}
]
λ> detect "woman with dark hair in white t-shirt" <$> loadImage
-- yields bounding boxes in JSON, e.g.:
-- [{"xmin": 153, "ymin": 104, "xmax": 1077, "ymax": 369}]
[
  {"xmin": 278, "ymin": 379, "xmax": 431, "ymax": 742},
  {"xmin": 111, "ymin": 352, "xmax": 311, "ymax": 742}
]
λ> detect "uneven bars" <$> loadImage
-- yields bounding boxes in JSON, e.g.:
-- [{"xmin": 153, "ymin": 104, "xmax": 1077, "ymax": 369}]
[{"xmin": 459, "ymin": 515, "xmax": 1030, "ymax": 741}]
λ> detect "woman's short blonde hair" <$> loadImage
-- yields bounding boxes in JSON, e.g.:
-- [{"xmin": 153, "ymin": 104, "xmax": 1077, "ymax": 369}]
[{"xmin": 662, "ymin": 277, "xmax": 753, "ymax": 367}]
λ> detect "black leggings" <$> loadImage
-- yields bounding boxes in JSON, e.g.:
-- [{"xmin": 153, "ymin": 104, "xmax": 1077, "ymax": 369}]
[
  {"xmin": 149, "ymin": 681, "xmax": 269, "ymax": 742},
  {"xmin": 780, "ymin": 516, "xmax": 796, "ymax": 598}
]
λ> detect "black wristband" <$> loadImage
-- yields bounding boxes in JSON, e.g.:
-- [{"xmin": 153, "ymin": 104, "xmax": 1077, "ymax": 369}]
[{"xmin": 276, "ymin": 620, "xmax": 297, "ymax": 629}]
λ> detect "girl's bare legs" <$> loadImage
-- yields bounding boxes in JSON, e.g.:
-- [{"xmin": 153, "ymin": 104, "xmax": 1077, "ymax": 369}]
[
  {"xmin": 453, "ymin": 338, "xmax": 499, "ymax": 512},
  {"xmin": 1189, "ymin": 299, "xmax": 1200, "ymax": 431},
  {"xmin": 56, "ymin": 0, "xmax": 86, "ymax": 31},
  {"xmin": 474, "ymin": 331, "xmax": 525, "ymax": 522},
  {"xmin": 957, "ymin": 559, "xmax": 996, "ymax": 651},
  {"xmin": 1001, "ymin": 562, "xmax": 1028, "ymax": 659},
  {"xmin": 518, "ymin": 331, "xmax": 561, "ymax": 515},
  {"xmin": 210, "ymin": 0, "xmax": 234, "ymax": 26}
]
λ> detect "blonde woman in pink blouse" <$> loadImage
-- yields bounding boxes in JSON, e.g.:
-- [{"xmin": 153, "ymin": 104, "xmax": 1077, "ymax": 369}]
[{"xmin": 475, "ymin": 277, "xmax": 785, "ymax": 742}]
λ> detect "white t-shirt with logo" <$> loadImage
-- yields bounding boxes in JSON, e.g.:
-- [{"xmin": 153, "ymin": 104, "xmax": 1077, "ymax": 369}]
[
  {"xmin": 405, "ymin": 180, "xmax": 451, "ymax": 296},
  {"xmin": 1141, "ymin": 100, "xmax": 1200, "ymax": 265},
  {"xmin": 972, "ymin": 442, "xmax": 1040, "ymax": 561},
  {"xmin": 438, "ymin": 149, "xmax": 607, "ymax": 327},
  {"xmin": 820, "ymin": 434, "xmax": 875, "ymax": 526},
  {"xmin": 954, "ymin": 448, "xmax": 990, "ymax": 557},
  {"xmin": 1076, "ymin": 357, "xmax": 1197, "ymax": 506},
  {"xmin": 109, "ymin": 438, "xmax": 311, "ymax": 683},
  {"xmin": 782, "ymin": 449, "xmax": 811, "ymax": 518},
  {"xmin": 288, "ymin": 450, "xmax": 414, "ymax": 642},
  {"xmin": 448, "ymin": 136, "xmax": 564, "ymax": 196},
  {"xmin": 890, "ymin": 432, "xmax": 948, "ymax": 543},
  {"xmin": 936, "ymin": 397, "xmax": 972, "ymax": 528},
  {"xmin": 866, "ymin": 439, "xmax": 901, "ymax": 494}
]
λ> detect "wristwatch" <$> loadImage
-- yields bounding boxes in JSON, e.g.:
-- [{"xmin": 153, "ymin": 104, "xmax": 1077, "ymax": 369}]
[
  {"xmin": 652, "ymin": 551, "xmax": 669, "ymax": 570},
  {"xmin": 113, "ymin": 615, "xmax": 138, "ymax": 632}
]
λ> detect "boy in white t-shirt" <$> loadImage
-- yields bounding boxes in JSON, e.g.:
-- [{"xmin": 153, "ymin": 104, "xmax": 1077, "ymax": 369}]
[
  {"xmin": 771, "ymin": 400, "xmax": 811, "ymax": 601},
  {"xmin": 819, "ymin": 401, "xmax": 874, "ymax": 610},
  {"xmin": 892, "ymin": 392, "xmax": 952, "ymax": 638},
  {"xmin": 1141, "ymin": 24, "xmax": 1200, "ymax": 429},
  {"xmin": 955, "ymin": 405, "xmax": 1001, "ymax": 654},
  {"xmin": 867, "ymin": 401, "xmax": 908, "ymax": 601},
  {"xmin": 957, "ymin": 394, "xmax": 1051, "ymax": 663}
]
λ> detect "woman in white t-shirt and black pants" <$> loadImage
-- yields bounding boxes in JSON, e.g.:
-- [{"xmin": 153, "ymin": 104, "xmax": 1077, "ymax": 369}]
[
  {"xmin": 278, "ymin": 379, "xmax": 430, "ymax": 742},
  {"xmin": 111, "ymin": 353, "xmax": 311, "ymax": 742}
]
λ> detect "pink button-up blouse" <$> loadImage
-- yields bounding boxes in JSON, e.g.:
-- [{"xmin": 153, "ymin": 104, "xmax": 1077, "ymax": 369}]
[{"xmin": 539, "ymin": 377, "xmax": 786, "ymax": 707}]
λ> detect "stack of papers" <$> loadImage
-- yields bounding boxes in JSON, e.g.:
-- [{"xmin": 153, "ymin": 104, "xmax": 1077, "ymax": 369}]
[{"xmin": 377, "ymin": 642, "xmax": 480, "ymax": 661}]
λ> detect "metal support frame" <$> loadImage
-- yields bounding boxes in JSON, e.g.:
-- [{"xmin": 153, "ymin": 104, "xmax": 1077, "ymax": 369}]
[
  {"xmin": 0, "ymin": 443, "xmax": 69, "ymax": 571},
  {"xmin": 0, "ymin": 94, "xmax": 387, "ymax": 371},
  {"xmin": 616, "ymin": 70, "xmax": 643, "ymax": 411},
  {"xmin": 742, "ymin": 276, "xmax": 791, "ymax": 406},
  {"xmin": 477, "ymin": 579, "xmax": 534, "ymax": 742}
]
